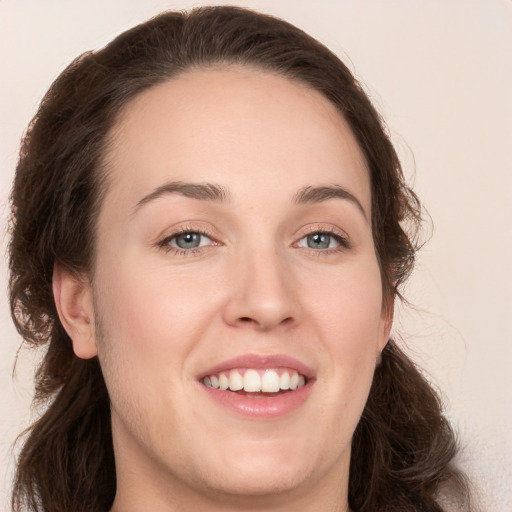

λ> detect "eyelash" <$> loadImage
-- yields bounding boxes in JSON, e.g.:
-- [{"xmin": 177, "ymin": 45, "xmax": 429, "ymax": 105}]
[
  {"xmin": 156, "ymin": 224, "xmax": 350, "ymax": 256},
  {"xmin": 295, "ymin": 226, "xmax": 350, "ymax": 254},
  {"xmin": 157, "ymin": 224, "xmax": 218, "ymax": 256}
]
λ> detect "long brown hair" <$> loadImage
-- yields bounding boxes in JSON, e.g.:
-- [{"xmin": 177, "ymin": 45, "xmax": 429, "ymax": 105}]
[{"xmin": 9, "ymin": 6, "xmax": 469, "ymax": 511}]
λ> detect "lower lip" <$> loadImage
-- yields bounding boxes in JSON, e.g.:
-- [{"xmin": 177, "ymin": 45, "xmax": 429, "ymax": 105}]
[{"xmin": 200, "ymin": 381, "xmax": 314, "ymax": 419}]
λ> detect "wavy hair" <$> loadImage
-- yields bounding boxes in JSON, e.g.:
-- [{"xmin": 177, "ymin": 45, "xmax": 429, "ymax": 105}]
[{"xmin": 9, "ymin": 6, "xmax": 469, "ymax": 511}]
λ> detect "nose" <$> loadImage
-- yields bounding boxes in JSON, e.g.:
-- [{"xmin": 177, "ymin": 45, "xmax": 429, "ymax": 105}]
[{"xmin": 222, "ymin": 248, "xmax": 300, "ymax": 331}]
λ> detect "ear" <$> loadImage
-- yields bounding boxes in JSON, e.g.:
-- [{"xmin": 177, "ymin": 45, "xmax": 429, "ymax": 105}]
[
  {"xmin": 378, "ymin": 296, "xmax": 394, "ymax": 353},
  {"xmin": 52, "ymin": 263, "xmax": 97, "ymax": 359}
]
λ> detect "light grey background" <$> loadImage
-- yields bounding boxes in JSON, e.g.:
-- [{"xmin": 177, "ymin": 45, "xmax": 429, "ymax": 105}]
[{"xmin": 1, "ymin": 1, "xmax": 511, "ymax": 510}]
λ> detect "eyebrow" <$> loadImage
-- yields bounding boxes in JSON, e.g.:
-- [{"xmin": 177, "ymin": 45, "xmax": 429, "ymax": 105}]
[
  {"xmin": 134, "ymin": 181, "xmax": 230, "ymax": 213},
  {"xmin": 293, "ymin": 185, "xmax": 368, "ymax": 220},
  {"xmin": 133, "ymin": 181, "xmax": 367, "ymax": 220}
]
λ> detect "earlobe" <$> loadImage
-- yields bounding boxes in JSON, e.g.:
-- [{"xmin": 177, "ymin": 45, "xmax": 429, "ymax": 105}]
[
  {"xmin": 379, "ymin": 297, "xmax": 395, "ymax": 352},
  {"xmin": 52, "ymin": 264, "xmax": 98, "ymax": 359}
]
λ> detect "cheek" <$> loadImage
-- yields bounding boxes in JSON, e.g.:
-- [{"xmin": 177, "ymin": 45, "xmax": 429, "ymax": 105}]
[
  {"xmin": 91, "ymin": 267, "xmax": 200, "ymax": 438},
  {"xmin": 307, "ymin": 258, "xmax": 385, "ymax": 401},
  {"xmin": 312, "ymin": 258, "xmax": 385, "ymax": 343},
  {"xmin": 95, "ymin": 259, "xmax": 213, "ymax": 353},
  {"xmin": 91, "ymin": 256, "xmax": 229, "ymax": 421}
]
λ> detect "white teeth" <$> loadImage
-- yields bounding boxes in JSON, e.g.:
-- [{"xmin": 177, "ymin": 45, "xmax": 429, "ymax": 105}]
[
  {"xmin": 279, "ymin": 371, "xmax": 290, "ymax": 390},
  {"xmin": 202, "ymin": 368, "xmax": 307, "ymax": 393},
  {"xmin": 289, "ymin": 371, "xmax": 299, "ymax": 390},
  {"xmin": 243, "ymin": 369, "xmax": 261, "ymax": 392},
  {"xmin": 219, "ymin": 373, "xmax": 229, "ymax": 390},
  {"xmin": 261, "ymin": 370, "xmax": 280, "ymax": 392},
  {"xmin": 228, "ymin": 369, "xmax": 243, "ymax": 391}
]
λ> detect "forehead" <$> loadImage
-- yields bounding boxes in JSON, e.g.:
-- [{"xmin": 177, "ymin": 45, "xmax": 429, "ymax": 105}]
[{"xmin": 102, "ymin": 66, "xmax": 370, "ymax": 215}]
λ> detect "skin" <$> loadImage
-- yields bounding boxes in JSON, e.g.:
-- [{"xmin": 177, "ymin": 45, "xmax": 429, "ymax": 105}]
[{"xmin": 53, "ymin": 67, "xmax": 392, "ymax": 512}]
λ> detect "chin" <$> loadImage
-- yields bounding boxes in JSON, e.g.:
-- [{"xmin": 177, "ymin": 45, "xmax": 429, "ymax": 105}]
[
  {"xmin": 189, "ymin": 438, "xmax": 324, "ymax": 499},
  {"xmin": 202, "ymin": 461, "xmax": 311, "ymax": 498}
]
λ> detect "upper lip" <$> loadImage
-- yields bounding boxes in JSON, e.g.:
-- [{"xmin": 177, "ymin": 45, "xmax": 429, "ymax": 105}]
[{"xmin": 198, "ymin": 353, "xmax": 315, "ymax": 380}]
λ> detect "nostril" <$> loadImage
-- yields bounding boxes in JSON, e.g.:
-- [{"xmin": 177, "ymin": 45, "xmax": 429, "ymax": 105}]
[{"xmin": 236, "ymin": 315, "xmax": 295, "ymax": 329}]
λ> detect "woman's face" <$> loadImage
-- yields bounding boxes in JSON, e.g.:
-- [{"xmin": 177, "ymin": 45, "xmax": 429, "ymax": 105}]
[{"xmin": 85, "ymin": 67, "xmax": 391, "ymax": 509}]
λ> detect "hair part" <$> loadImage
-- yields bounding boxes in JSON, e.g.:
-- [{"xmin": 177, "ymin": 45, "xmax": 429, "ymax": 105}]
[{"xmin": 9, "ymin": 6, "xmax": 469, "ymax": 511}]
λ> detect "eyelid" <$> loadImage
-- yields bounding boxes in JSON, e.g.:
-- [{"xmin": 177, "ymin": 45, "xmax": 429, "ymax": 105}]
[
  {"xmin": 154, "ymin": 221, "xmax": 351, "ymax": 256},
  {"xmin": 293, "ymin": 224, "xmax": 351, "ymax": 250},
  {"xmin": 156, "ymin": 222, "xmax": 220, "ymax": 253}
]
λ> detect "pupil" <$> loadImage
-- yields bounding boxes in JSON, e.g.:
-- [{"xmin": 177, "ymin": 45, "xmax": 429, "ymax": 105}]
[
  {"xmin": 308, "ymin": 233, "xmax": 330, "ymax": 249},
  {"xmin": 176, "ymin": 233, "xmax": 201, "ymax": 249}
]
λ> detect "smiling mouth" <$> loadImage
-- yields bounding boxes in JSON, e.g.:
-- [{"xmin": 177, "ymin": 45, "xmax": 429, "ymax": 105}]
[{"xmin": 201, "ymin": 368, "xmax": 307, "ymax": 394}]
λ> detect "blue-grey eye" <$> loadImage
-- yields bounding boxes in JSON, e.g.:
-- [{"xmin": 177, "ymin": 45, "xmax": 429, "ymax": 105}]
[
  {"xmin": 172, "ymin": 232, "xmax": 211, "ymax": 249},
  {"xmin": 298, "ymin": 233, "xmax": 340, "ymax": 250}
]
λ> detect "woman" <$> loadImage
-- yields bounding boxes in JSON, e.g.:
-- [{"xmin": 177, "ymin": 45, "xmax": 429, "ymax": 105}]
[{"xmin": 8, "ymin": 6, "xmax": 470, "ymax": 512}]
